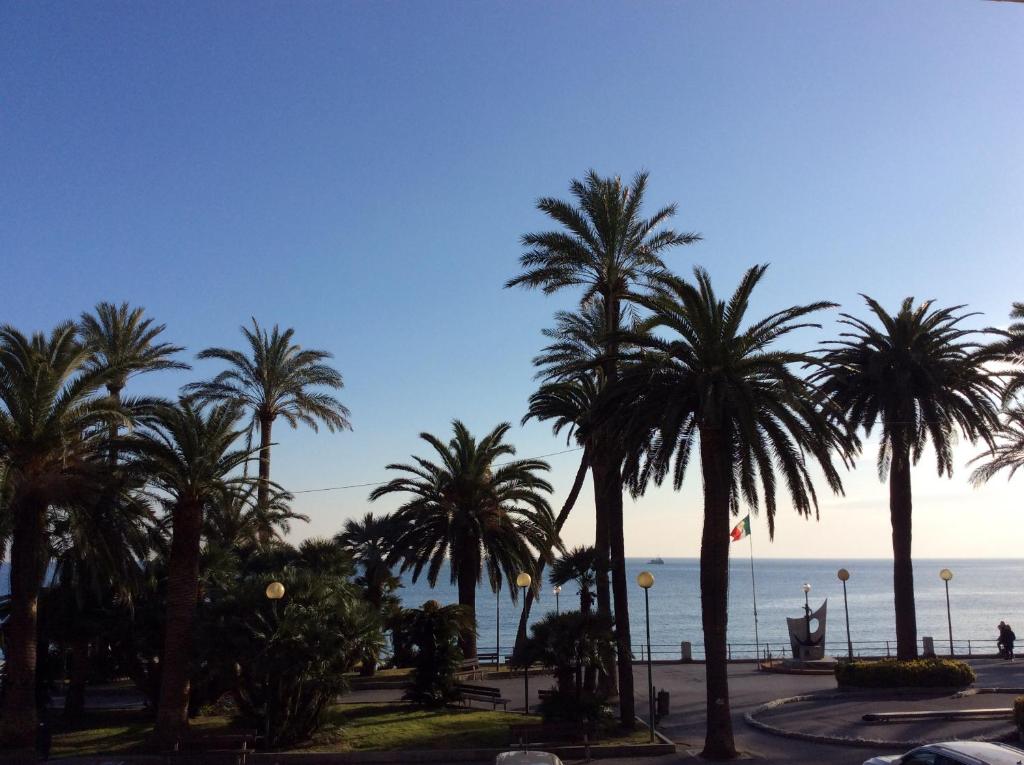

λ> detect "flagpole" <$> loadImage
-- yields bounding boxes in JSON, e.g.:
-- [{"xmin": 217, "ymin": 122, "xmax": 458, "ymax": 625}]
[{"xmin": 748, "ymin": 527, "xmax": 760, "ymax": 663}]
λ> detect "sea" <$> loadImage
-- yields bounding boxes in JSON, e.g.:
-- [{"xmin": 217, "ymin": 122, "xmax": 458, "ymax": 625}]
[{"xmin": 2, "ymin": 558, "xmax": 1019, "ymax": 660}]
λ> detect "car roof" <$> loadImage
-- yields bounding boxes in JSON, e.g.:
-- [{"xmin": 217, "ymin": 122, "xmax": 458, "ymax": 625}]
[{"xmin": 927, "ymin": 742, "xmax": 1024, "ymax": 764}]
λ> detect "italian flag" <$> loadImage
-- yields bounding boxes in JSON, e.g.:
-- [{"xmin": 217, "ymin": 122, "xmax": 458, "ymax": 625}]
[{"xmin": 730, "ymin": 515, "xmax": 751, "ymax": 542}]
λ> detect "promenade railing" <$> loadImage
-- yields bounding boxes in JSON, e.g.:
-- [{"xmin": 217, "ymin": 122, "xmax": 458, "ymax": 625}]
[{"xmin": 628, "ymin": 637, "xmax": 1000, "ymax": 662}]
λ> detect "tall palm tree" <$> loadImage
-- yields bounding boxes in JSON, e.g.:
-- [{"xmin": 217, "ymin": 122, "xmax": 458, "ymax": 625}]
[
  {"xmin": 184, "ymin": 319, "xmax": 350, "ymax": 518},
  {"xmin": 549, "ymin": 545, "xmax": 598, "ymax": 615},
  {"xmin": 69, "ymin": 301, "xmax": 187, "ymax": 710},
  {"xmin": 813, "ymin": 296, "xmax": 1002, "ymax": 661},
  {"xmin": 370, "ymin": 421, "xmax": 556, "ymax": 659},
  {"xmin": 0, "ymin": 323, "xmax": 123, "ymax": 748},
  {"xmin": 971, "ymin": 407, "xmax": 1024, "ymax": 485},
  {"xmin": 80, "ymin": 301, "xmax": 188, "ymax": 404},
  {"xmin": 616, "ymin": 266, "xmax": 850, "ymax": 758},
  {"xmin": 514, "ymin": 307, "xmax": 604, "ymax": 652},
  {"xmin": 131, "ymin": 398, "xmax": 256, "ymax": 748},
  {"xmin": 507, "ymin": 170, "xmax": 699, "ymax": 725}
]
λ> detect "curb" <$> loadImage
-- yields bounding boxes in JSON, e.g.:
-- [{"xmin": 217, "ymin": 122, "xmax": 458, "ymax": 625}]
[{"xmin": 743, "ymin": 689, "xmax": 1020, "ymax": 750}]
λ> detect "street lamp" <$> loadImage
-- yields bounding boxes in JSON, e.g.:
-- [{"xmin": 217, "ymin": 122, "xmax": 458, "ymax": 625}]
[
  {"xmin": 264, "ymin": 581, "xmax": 285, "ymax": 748},
  {"xmin": 802, "ymin": 583, "xmax": 812, "ymax": 652},
  {"xmin": 837, "ymin": 569, "xmax": 852, "ymax": 659},
  {"xmin": 940, "ymin": 568, "xmax": 954, "ymax": 656},
  {"xmin": 553, "ymin": 585, "xmax": 562, "ymax": 616},
  {"xmin": 637, "ymin": 571, "xmax": 656, "ymax": 743},
  {"xmin": 516, "ymin": 572, "xmax": 532, "ymax": 714}
]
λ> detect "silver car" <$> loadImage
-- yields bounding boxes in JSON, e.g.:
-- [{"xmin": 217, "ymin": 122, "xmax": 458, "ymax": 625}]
[{"xmin": 864, "ymin": 741, "xmax": 1024, "ymax": 765}]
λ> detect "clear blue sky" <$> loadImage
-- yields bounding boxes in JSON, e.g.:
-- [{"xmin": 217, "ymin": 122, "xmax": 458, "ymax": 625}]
[{"xmin": 2, "ymin": 2, "xmax": 1022, "ymax": 557}]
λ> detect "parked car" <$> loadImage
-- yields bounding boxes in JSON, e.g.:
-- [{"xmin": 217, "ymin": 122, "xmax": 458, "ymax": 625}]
[
  {"xmin": 864, "ymin": 741, "xmax": 1024, "ymax": 765},
  {"xmin": 495, "ymin": 752, "xmax": 564, "ymax": 765}
]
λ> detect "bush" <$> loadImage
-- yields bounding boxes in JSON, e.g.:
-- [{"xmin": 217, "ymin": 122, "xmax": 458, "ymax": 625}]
[
  {"xmin": 834, "ymin": 658, "xmax": 976, "ymax": 689},
  {"xmin": 538, "ymin": 692, "xmax": 611, "ymax": 724},
  {"xmin": 1014, "ymin": 696, "xmax": 1024, "ymax": 734},
  {"xmin": 399, "ymin": 600, "xmax": 475, "ymax": 707}
]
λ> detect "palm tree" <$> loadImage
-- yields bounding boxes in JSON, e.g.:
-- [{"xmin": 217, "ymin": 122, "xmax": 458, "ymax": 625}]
[
  {"xmin": 184, "ymin": 319, "xmax": 350, "ymax": 519},
  {"xmin": 336, "ymin": 512, "xmax": 400, "ymax": 612},
  {"xmin": 971, "ymin": 407, "xmax": 1024, "ymax": 485},
  {"xmin": 813, "ymin": 296, "xmax": 1002, "ymax": 661},
  {"xmin": 991, "ymin": 301, "xmax": 1024, "ymax": 404},
  {"xmin": 514, "ymin": 307, "xmax": 604, "ymax": 652},
  {"xmin": 204, "ymin": 484, "xmax": 307, "ymax": 551},
  {"xmin": 80, "ymin": 301, "xmax": 188, "ymax": 403},
  {"xmin": 69, "ymin": 301, "xmax": 187, "ymax": 711},
  {"xmin": 370, "ymin": 421, "xmax": 556, "ymax": 659},
  {"xmin": 616, "ymin": 266, "xmax": 850, "ymax": 758},
  {"xmin": 47, "ymin": 487, "xmax": 156, "ymax": 719},
  {"xmin": 131, "ymin": 398, "xmax": 256, "ymax": 748},
  {"xmin": 550, "ymin": 545, "xmax": 598, "ymax": 615},
  {"xmin": 507, "ymin": 170, "xmax": 698, "ymax": 725},
  {"xmin": 336, "ymin": 512, "xmax": 402, "ymax": 675},
  {"xmin": 0, "ymin": 322, "xmax": 123, "ymax": 748}
]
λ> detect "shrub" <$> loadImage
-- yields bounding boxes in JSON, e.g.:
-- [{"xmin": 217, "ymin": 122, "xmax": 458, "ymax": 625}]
[
  {"xmin": 399, "ymin": 600, "xmax": 475, "ymax": 707},
  {"xmin": 518, "ymin": 611, "xmax": 615, "ymax": 700},
  {"xmin": 538, "ymin": 692, "xmax": 611, "ymax": 724},
  {"xmin": 834, "ymin": 658, "xmax": 976, "ymax": 689}
]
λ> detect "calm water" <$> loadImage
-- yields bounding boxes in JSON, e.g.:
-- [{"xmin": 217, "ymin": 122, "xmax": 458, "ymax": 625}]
[
  {"xmin": 4, "ymin": 558, "xmax": 1019, "ymax": 660},
  {"xmin": 398, "ymin": 558, "xmax": 1024, "ymax": 660}
]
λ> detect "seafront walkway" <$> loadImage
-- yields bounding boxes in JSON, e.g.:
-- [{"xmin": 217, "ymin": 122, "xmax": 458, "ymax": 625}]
[
  {"xmin": 52, "ymin": 658, "xmax": 1024, "ymax": 764},
  {"xmin": 357, "ymin": 658, "xmax": 1024, "ymax": 763}
]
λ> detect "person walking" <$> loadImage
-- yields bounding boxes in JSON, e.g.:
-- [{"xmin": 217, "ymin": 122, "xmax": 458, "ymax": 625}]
[{"xmin": 1005, "ymin": 624, "xmax": 1016, "ymax": 661}]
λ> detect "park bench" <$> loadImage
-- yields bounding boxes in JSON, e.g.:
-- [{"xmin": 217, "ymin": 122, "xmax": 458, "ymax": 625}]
[
  {"xmin": 174, "ymin": 730, "xmax": 257, "ymax": 764},
  {"xmin": 456, "ymin": 682, "xmax": 510, "ymax": 711},
  {"xmin": 537, "ymin": 688, "xmax": 556, "ymax": 702},
  {"xmin": 508, "ymin": 721, "xmax": 598, "ymax": 760},
  {"xmin": 456, "ymin": 657, "xmax": 483, "ymax": 679},
  {"xmin": 478, "ymin": 651, "xmax": 501, "ymax": 667}
]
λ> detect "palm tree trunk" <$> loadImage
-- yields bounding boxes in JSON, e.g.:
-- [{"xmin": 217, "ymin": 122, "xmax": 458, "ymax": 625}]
[
  {"xmin": 699, "ymin": 427, "xmax": 737, "ymax": 759},
  {"xmin": 601, "ymin": 451, "xmax": 635, "ymax": 729},
  {"xmin": 64, "ymin": 638, "xmax": 91, "ymax": 720},
  {"xmin": 257, "ymin": 416, "xmax": 273, "ymax": 543},
  {"xmin": 890, "ymin": 443, "xmax": 918, "ymax": 660},
  {"xmin": 0, "ymin": 494, "xmax": 47, "ymax": 749},
  {"xmin": 591, "ymin": 454, "xmax": 616, "ymax": 696},
  {"xmin": 152, "ymin": 499, "xmax": 204, "ymax": 749},
  {"xmin": 456, "ymin": 565, "xmax": 478, "ymax": 659},
  {"xmin": 514, "ymin": 450, "xmax": 590, "ymax": 654}
]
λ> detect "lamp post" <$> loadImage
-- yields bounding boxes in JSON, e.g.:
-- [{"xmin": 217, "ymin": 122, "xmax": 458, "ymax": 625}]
[
  {"xmin": 264, "ymin": 581, "xmax": 285, "ymax": 749},
  {"xmin": 516, "ymin": 572, "xmax": 532, "ymax": 714},
  {"xmin": 837, "ymin": 569, "xmax": 852, "ymax": 659},
  {"xmin": 802, "ymin": 583, "xmax": 812, "ymax": 653},
  {"xmin": 637, "ymin": 571, "xmax": 656, "ymax": 743},
  {"xmin": 553, "ymin": 585, "xmax": 562, "ymax": 616},
  {"xmin": 940, "ymin": 568, "xmax": 954, "ymax": 656},
  {"xmin": 496, "ymin": 584, "xmax": 500, "ymax": 670}
]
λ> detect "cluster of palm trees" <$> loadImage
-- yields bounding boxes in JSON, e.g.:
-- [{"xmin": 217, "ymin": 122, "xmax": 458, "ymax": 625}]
[
  {"xmin": 2, "ymin": 175, "xmax": 1022, "ymax": 762},
  {"xmin": 0, "ymin": 307, "xmax": 349, "ymax": 750},
  {"xmin": 496, "ymin": 171, "xmax": 1024, "ymax": 758}
]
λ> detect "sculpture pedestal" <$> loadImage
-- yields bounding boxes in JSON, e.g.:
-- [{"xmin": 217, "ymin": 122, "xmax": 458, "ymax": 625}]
[{"xmin": 781, "ymin": 656, "xmax": 838, "ymax": 671}]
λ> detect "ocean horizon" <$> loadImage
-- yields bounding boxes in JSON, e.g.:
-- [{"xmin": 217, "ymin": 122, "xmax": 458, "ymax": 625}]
[{"xmin": 5, "ymin": 556, "xmax": 1016, "ymax": 661}]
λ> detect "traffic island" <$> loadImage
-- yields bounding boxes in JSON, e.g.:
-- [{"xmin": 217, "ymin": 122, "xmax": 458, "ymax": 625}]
[{"xmin": 744, "ymin": 689, "xmax": 1021, "ymax": 749}]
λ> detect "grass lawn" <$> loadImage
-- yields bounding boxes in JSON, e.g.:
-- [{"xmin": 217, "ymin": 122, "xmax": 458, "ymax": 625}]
[
  {"xmin": 50, "ymin": 710, "xmax": 235, "ymax": 758},
  {"xmin": 49, "ymin": 702, "xmax": 649, "ymax": 758}
]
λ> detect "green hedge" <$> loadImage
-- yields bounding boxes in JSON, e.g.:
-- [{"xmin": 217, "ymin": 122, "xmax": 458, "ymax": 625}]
[{"xmin": 834, "ymin": 658, "xmax": 976, "ymax": 689}]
